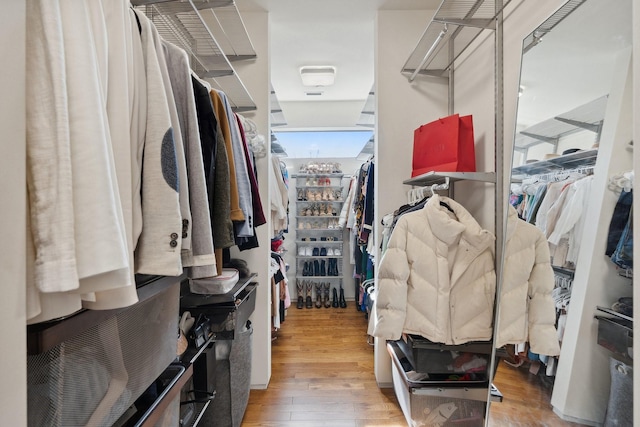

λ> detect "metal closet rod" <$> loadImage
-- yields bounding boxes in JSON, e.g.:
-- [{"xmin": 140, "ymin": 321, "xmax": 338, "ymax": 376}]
[
  {"xmin": 409, "ymin": 24, "xmax": 448, "ymax": 82},
  {"xmin": 524, "ymin": 165, "xmax": 594, "ymax": 183}
]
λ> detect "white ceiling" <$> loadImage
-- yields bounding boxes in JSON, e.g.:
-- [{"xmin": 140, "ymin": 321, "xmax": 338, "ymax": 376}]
[{"xmin": 236, "ymin": 0, "xmax": 440, "ymax": 129}]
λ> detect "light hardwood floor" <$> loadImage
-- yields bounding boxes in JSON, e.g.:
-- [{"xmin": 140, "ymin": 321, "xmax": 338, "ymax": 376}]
[{"xmin": 242, "ymin": 305, "xmax": 583, "ymax": 427}]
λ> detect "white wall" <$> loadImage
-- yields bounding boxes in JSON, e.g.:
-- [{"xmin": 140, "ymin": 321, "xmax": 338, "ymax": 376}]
[
  {"xmin": 550, "ymin": 49, "xmax": 633, "ymax": 425},
  {"xmin": 374, "ymin": 8, "xmax": 447, "ymax": 385},
  {"xmin": 0, "ymin": 1, "xmax": 26, "ymax": 425},
  {"xmin": 230, "ymin": 11, "xmax": 272, "ymax": 388}
]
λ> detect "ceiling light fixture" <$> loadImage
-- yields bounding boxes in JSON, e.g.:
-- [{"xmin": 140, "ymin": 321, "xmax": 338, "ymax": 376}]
[{"xmin": 300, "ymin": 66, "xmax": 336, "ymax": 87}]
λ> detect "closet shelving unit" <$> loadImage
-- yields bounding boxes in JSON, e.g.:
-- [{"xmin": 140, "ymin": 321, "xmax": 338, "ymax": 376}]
[
  {"xmin": 131, "ymin": 0, "xmax": 257, "ymax": 111},
  {"xmin": 514, "ymin": 95, "xmax": 607, "ymax": 158},
  {"xmin": 293, "ymin": 173, "xmax": 345, "ymax": 286},
  {"xmin": 401, "ymin": 0, "xmax": 512, "ymax": 81},
  {"xmin": 391, "ymin": 0, "xmax": 511, "ymax": 424},
  {"xmin": 511, "ymin": 148, "xmax": 598, "ymax": 179}
]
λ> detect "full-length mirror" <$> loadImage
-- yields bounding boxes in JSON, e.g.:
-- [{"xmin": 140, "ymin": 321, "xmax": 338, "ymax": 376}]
[
  {"xmin": 512, "ymin": 0, "xmax": 631, "ymax": 168},
  {"xmin": 499, "ymin": 0, "xmax": 633, "ymax": 425}
]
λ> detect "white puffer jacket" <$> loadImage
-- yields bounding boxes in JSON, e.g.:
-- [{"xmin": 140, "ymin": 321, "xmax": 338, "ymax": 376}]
[
  {"xmin": 372, "ymin": 197, "xmax": 560, "ymax": 356},
  {"xmin": 499, "ymin": 206, "xmax": 560, "ymax": 356},
  {"xmin": 373, "ymin": 195, "xmax": 496, "ymax": 345}
]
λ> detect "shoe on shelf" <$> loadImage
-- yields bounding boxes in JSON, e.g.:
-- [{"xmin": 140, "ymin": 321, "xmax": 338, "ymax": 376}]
[
  {"xmin": 323, "ymin": 283, "xmax": 331, "ymax": 308},
  {"xmin": 298, "ymin": 246, "xmax": 306, "ymax": 256},
  {"xmin": 296, "ymin": 280, "xmax": 304, "ymax": 309},
  {"xmin": 331, "ymin": 258, "xmax": 340, "ymax": 276},
  {"xmin": 339, "ymin": 286, "xmax": 347, "ymax": 308},
  {"xmin": 334, "ymin": 248, "xmax": 341, "ymax": 256},
  {"xmin": 331, "ymin": 287, "xmax": 339, "ymax": 308},
  {"xmin": 327, "ymin": 248, "xmax": 334, "ymax": 256},
  {"xmin": 315, "ymin": 282, "xmax": 323, "ymax": 308},
  {"xmin": 312, "ymin": 247, "xmax": 319, "ymax": 256},
  {"xmin": 320, "ymin": 247, "xmax": 327, "ymax": 256},
  {"xmin": 305, "ymin": 281, "xmax": 313, "ymax": 309},
  {"xmin": 305, "ymin": 247, "xmax": 314, "ymax": 256}
]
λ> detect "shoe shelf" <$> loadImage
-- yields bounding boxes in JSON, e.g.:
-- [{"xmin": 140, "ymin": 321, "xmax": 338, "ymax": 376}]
[
  {"xmin": 295, "ymin": 240, "xmax": 343, "ymax": 244},
  {"xmin": 294, "ymin": 168, "xmax": 348, "ymax": 309},
  {"xmin": 296, "ymin": 255, "xmax": 342, "ymax": 259},
  {"xmin": 297, "ymin": 229, "xmax": 342, "ymax": 233}
]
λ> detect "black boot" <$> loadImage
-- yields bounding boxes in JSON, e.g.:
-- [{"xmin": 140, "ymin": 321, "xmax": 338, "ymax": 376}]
[
  {"xmin": 302, "ymin": 261, "xmax": 309, "ymax": 277},
  {"xmin": 320, "ymin": 260, "xmax": 326, "ymax": 276},
  {"xmin": 313, "ymin": 259, "xmax": 320, "ymax": 277},
  {"xmin": 296, "ymin": 280, "xmax": 304, "ymax": 309},
  {"xmin": 330, "ymin": 258, "xmax": 339, "ymax": 276},
  {"xmin": 339, "ymin": 286, "xmax": 347, "ymax": 308},
  {"xmin": 332, "ymin": 287, "xmax": 339, "ymax": 308},
  {"xmin": 323, "ymin": 282, "xmax": 331, "ymax": 308}
]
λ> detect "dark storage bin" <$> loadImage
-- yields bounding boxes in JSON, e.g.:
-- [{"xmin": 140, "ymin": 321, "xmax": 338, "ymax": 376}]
[
  {"xmin": 193, "ymin": 343, "xmax": 217, "ymax": 400},
  {"xmin": 596, "ymin": 315, "xmax": 633, "ymax": 363},
  {"xmin": 200, "ymin": 322, "xmax": 253, "ymax": 427},
  {"xmin": 181, "ymin": 279, "xmax": 257, "ymax": 340},
  {"xmin": 397, "ymin": 335, "xmax": 492, "ymax": 380},
  {"xmin": 27, "ymin": 278, "xmax": 180, "ymax": 427}
]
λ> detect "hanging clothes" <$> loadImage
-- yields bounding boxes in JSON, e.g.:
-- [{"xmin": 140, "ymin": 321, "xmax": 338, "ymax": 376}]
[
  {"xmin": 25, "ymin": 2, "xmax": 264, "ymax": 323},
  {"xmin": 372, "ymin": 194, "xmax": 495, "ymax": 344},
  {"xmin": 270, "ymin": 156, "xmax": 289, "ymax": 236},
  {"xmin": 499, "ymin": 206, "xmax": 561, "ymax": 356},
  {"xmin": 373, "ymin": 195, "xmax": 560, "ymax": 355},
  {"xmin": 215, "ymin": 90, "xmax": 254, "ymax": 238},
  {"xmin": 163, "ymin": 40, "xmax": 216, "ymax": 278},
  {"xmin": 210, "ymin": 90, "xmax": 244, "ymax": 223},
  {"xmin": 132, "ymin": 9, "xmax": 183, "ymax": 277}
]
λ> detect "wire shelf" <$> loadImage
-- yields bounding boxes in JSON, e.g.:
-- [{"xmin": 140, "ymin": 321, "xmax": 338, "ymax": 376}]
[
  {"xmin": 134, "ymin": 0, "xmax": 257, "ymax": 111},
  {"xmin": 402, "ymin": 0, "xmax": 513, "ymax": 80}
]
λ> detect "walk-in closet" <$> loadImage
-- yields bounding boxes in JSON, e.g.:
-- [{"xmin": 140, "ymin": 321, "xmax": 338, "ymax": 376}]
[{"xmin": 2, "ymin": 0, "xmax": 637, "ymax": 426}]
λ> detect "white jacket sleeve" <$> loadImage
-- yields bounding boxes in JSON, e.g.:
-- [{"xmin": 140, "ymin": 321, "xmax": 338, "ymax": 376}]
[
  {"xmin": 26, "ymin": 0, "xmax": 79, "ymax": 292},
  {"xmin": 527, "ymin": 232, "xmax": 561, "ymax": 356},
  {"xmin": 372, "ymin": 217, "xmax": 411, "ymax": 340}
]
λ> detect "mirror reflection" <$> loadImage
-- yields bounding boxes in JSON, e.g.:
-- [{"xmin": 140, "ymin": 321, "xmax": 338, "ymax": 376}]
[
  {"xmin": 513, "ymin": 0, "xmax": 631, "ymax": 168},
  {"xmin": 502, "ymin": 0, "xmax": 633, "ymax": 425}
]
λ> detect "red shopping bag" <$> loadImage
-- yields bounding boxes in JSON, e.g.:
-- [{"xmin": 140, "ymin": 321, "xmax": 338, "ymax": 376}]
[{"xmin": 411, "ymin": 114, "xmax": 476, "ymax": 177}]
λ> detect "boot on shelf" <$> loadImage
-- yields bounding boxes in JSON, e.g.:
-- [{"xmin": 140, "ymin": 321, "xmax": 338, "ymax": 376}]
[
  {"xmin": 332, "ymin": 286, "xmax": 339, "ymax": 308},
  {"xmin": 296, "ymin": 279, "xmax": 304, "ymax": 309},
  {"xmin": 315, "ymin": 282, "xmax": 323, "ymax": 308},
  {"xmin": 327, "ymin": 258, "xmax": 339, "ymax": 276},
  {"xmin": 339, "ymin": 286, "xmax": 347, "ymax": 308},
  {"xmin": 320, "ymin": 260, "xmax": 326, "ymax": 276},
  {"xmin": 313, "ymin": 259, "xmax": 320, "ymax": 277},
  {"xmin": 323, "ymin": 282, "xmax": 331, "ymax": 308},
  {"xmin": 305, "ymin": 280, "xmax": 313, "ymax": 309}
]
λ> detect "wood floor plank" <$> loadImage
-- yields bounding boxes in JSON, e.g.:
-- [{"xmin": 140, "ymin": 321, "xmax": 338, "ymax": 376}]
[{"xmin": 242, "ymin": 306, "xmax": 582, "ymax": 426}]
